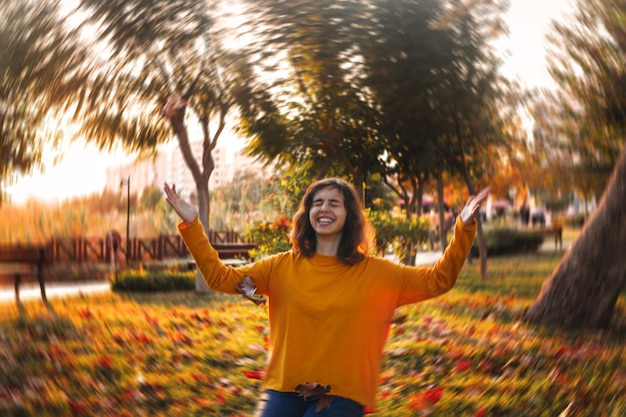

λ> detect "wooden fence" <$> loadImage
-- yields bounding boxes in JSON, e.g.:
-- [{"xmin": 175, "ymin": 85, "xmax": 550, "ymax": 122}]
[{"xmin": 43, "ymin": 230, "xmax": 253, "ymax": 265}]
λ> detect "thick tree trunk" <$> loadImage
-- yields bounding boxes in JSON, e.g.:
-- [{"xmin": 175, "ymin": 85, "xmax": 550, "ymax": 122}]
[{"xmin": 525, "ymin": 147, "xmax": 626, "ymax": 329}]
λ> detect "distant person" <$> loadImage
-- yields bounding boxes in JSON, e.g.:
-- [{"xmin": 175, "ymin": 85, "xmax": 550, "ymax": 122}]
[
  {"xmin": 164, "ymin": 178, "xmax": 490, "ymax": 417},
  {"xmin": 520, "ymin": 202, "xmax": 530, "ymax": 227}
]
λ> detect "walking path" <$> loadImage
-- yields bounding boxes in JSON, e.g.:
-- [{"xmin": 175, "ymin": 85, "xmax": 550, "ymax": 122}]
[{"xmin": 0, "ymin": 240, "xmax": 570, "ymax": 304}]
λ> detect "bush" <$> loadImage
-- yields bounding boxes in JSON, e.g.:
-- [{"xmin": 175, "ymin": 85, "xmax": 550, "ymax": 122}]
[
  {"xmin": 470, "ymin": 227, "xmax": 544, "ymax": 257},
  {"xmin": 366, "ymin": 209, "xmax": 430, "ymax": 259},
  {"xmin": 244, "ymin": 217, "xmax": 292, "ymax": 258},
  {"xmin": 111, "ymin": 269, "xmax": 196, "ymax": 292}
]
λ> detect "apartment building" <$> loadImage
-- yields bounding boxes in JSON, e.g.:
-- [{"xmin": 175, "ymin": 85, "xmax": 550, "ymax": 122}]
[{"xmin": 105, "ymin": 140, "xmax": 272, "ymax": 197}]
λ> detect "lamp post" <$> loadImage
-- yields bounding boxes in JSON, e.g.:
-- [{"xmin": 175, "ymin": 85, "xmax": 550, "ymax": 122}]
[{"xmin": 121, "ymin": 175, "xmax": 131, "ymax": 263}]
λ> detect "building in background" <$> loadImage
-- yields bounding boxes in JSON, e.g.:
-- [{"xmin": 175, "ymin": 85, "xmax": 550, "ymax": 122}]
[{"xmin": 105, "ymin": 140, "xmax": 273, "ymax": 197}]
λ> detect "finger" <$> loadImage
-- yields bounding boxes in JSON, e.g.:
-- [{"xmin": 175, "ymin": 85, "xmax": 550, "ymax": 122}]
[{"xmin": 475, "ymin": 186, "xmax": 491, "ymax": 202}]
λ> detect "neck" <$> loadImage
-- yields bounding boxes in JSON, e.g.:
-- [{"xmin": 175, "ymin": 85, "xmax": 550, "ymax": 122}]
[{"xmin": 315, "ymin": 234, "xmax": 341, "ymax": 256}]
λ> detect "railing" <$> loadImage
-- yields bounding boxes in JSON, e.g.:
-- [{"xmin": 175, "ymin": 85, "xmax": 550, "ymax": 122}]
[{"xmin": 40, "ymin": 231, "xmax": 253, "ymax": 265}]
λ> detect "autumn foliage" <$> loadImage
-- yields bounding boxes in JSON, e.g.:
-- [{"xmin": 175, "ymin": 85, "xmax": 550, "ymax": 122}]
[{"xmin": 0, "ymin": 253, "xmax": 624, "ymax": 416}]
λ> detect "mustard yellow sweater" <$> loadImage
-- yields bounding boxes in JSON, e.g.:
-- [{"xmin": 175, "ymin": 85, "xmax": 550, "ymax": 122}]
[{"xmin": 179, "ymin": 216, "xmax": 476, "ymax": 410}]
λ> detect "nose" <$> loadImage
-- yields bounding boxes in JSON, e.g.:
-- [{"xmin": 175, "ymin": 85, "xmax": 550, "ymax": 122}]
[{"xmin": 320, "ymin": 201, "xmax": 330, "ymax": 212}]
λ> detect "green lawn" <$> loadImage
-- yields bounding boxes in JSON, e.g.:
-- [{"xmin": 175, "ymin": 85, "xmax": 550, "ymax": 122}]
[{"xmin": 0, "ymin": 250, "xmax": 624, "ymax": 416}]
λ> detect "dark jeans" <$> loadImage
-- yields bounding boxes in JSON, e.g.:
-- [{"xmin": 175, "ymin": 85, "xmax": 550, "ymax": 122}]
[{"xmin": 254, "ymin": 389, "xmax": 364, "ymax": 417}]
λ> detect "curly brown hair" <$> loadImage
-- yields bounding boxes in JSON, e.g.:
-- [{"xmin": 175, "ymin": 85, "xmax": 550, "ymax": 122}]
[{"xmin": 290, "ymin": 178, "xmax": 370, "ymax": 265}]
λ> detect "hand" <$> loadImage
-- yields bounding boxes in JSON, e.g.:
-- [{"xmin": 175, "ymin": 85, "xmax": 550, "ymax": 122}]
[
  {"xmin": 163, "ymin": 183, "xmax": 198, "ymax": 225},
  {"xmin": 460, "ymin": 186, "xmax": 491, "ymax": 225}
]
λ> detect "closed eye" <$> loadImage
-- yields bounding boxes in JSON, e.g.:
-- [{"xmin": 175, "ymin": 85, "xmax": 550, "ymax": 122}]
[{"xmin": 312, "ymin": 199, "xmax": 343, "ymax": 207}]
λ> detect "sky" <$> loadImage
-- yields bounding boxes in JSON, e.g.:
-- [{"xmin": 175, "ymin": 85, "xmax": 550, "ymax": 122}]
[{"xmin": 5, "ymin": 0, "xmax": 575, "ymax": 205}]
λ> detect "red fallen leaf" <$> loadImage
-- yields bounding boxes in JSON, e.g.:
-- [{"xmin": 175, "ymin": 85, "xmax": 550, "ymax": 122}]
[
  {"xmin": 295, "ymin": 382, "xmax": 332, "ymax": 412},
  {"xmin": 143, "ymin": 311, "xmax": 159, "ymax": 328},
  {"xmin": 424, "ymin": 387, "xmax": 443, "ymax": 404},
  {"xmin": 176, "ymin": 332, "xmax": 193, "ymax": 345},
  {"xmin": 243, "ymin": 370, "xmax": 265, "ymax": 380},
  {"xmin": 554, "ymin": 345, "xmax": 569, "ymax": 358},
  {"xmin": 97, "ymin": 356, "xmax": 113, "ymax": 369},
  {"xmin": 475, "ymin": 408, "xmax": 487, "ymax": 417},
  {"xmin": 364, "ymin": 406, "xmax": 374, "ymax": 414},
  {"xmin": 78, "ymin": 308, "xmax": 93, "ymax": 320},
  {"xmin": 68, "ymin": 399, "xmax": 87, "ymax": 413},
  {"xmin": 456, "ymin": 359, "xmax": 472, "ymax": 372}
]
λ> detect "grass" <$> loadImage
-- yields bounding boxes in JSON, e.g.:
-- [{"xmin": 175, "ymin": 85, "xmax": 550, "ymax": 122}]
[{"xmin": 0, "ymin": 250, "xmax": 624, "ymax": 416}]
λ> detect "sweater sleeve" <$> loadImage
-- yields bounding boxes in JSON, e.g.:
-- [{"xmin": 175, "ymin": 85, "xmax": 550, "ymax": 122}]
[
  {"xmin": 178, "ymin": 217, "xmax": 246, "ymax": 294},
  {"xmin": 397, "ymin": 216, "xmax": 476, "ymax": 306}
]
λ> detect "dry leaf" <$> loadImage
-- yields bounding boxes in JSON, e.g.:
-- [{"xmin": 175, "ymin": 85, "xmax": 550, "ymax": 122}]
[
  {"xmin": 389, "ymin": 313, "xmax": 408, "ymax": 325},
  {"xmin": 295, "ymin": 382, "xmax": 332, "ymax": 412},
  {"xmin": 236, "ymin": 276, "xmax": 266, "ymax": 306}
]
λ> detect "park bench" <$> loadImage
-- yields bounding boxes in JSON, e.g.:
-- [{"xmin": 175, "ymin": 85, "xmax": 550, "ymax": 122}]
[
  {"xmin": 213, "ymin": 243, "xmax": 258, "ymax": 261},
  {"xmin": 184, "ymin": 243, "xmax": 259, "ymax": 270},
  {"xmin": 0, "ymin": 245, "xmax": 47, "ymax": 303}
]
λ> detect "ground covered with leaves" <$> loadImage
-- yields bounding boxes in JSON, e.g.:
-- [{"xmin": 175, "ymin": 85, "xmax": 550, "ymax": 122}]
[{"xmin": 0, "ymin": 252, "xmax": 624, "ymax": 416}]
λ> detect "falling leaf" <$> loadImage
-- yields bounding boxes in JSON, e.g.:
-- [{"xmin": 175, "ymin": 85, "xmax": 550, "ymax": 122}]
[
  {"xmin": 236, "ymin": 276, "xmax": 266, "ymax": 306},
  {"xmin": 295, "ymin": 382, "xmax": 332, "ymax": 412}
]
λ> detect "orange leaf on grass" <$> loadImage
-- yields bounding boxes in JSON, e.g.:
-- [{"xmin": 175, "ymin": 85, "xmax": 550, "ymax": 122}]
[{"xmin": 408, "ymin": 387, "xmax": 443, "ymax": 414}]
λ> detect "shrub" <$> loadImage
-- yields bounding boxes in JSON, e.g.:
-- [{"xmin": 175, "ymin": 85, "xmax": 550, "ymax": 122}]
[
  {"xmin": 366, "ymin": 209, "xmax": 430, "ymax": 259},
  {"xmin": 470, "ymin": 227, "xmax": 544, "ymax": 257},
  {"xmin": 111, "ymin": 268, "xmax": 196, "ymax": 292},
  {"xmin": 244, "ymin": 217, "xmax": 292, "ymax": 258}
]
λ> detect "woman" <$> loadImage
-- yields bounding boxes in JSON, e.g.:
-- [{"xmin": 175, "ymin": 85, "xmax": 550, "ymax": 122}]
[{"xmin": 164, "ymin": 178, "xmax": 489, "ymax": 417}]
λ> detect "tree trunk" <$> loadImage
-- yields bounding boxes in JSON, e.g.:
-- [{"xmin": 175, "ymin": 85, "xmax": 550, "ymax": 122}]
[
  {"xmin": 525, "ymin": 146, "xmax": 626, "ymax": 329},
  {"xmin": 170, "ymin": 111, "xmax": 211, "ymax": 294},
  {"xmin": 460, "ymin": 170, "xmax": 488, "ymax": 279},
  {"xmin": 194, "ymin": 183, "xmax": 211, "ymax": 293},
  {"xmin": 437, "ymin": 174, "xmax": 447, "ymax": 252}
]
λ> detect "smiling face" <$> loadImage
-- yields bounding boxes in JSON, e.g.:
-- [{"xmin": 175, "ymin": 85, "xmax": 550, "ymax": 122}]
[{"xmin": 308, "ymin": 186, "xmax": 347, "ymax": 239}]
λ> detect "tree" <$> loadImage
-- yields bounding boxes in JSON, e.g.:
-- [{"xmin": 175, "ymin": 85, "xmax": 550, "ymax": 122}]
[
  {"xmin": 360, "ymin": 0, "xmax": 453, "ymax": 234},
  {"xmin": 526, "ymin": 0, "xmax": 626, "ymax": 329},
  {"xmin": 238, "ymin": 0, "xmax": 384, "ymax": 198},
  {"xmin": 525, "ymin": 145, "xmax": 626, "ymax": 328},
  {"xmin": 427, "ymin": 0, "xmax": 521, "ymax": 279},
  {"xmin": 0, "ymin": 0, "xmax": 88, "ymax": 204},
  {"xmin": 536, "ymin": 0, "xmax": 626, "ymax": 212},
  {"xmin": 73, "ymin": 0, "xmax": 265, "ymax": 291}
]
